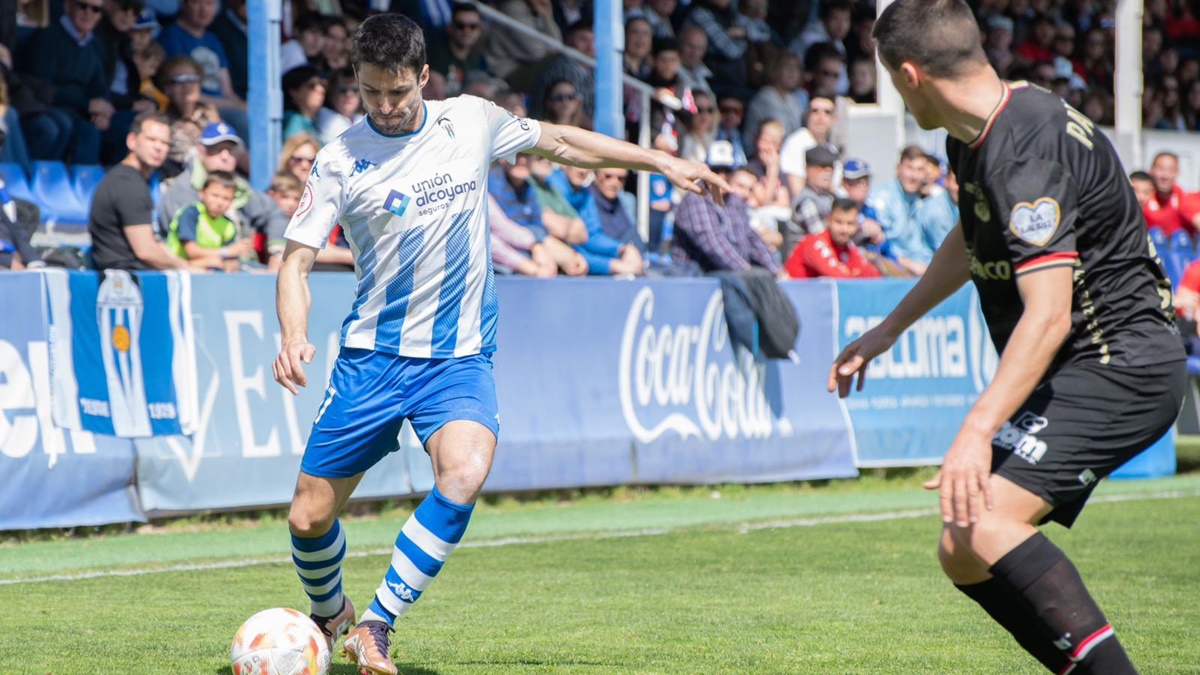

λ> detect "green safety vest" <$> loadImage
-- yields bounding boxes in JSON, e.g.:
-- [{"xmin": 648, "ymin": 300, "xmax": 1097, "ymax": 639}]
[{"xmin": 168, "ymin": 203, "xmax": 237, "ymax": 259}]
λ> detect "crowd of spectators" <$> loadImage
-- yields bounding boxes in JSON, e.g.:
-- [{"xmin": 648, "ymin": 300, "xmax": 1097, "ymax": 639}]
[{"xmin": 0, "ymin": 0, "xmax": 1197, "ymax": 279}]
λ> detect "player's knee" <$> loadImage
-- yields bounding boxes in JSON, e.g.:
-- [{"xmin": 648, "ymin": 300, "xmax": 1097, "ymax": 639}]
[
  {"xmin": 936, "ymin": 528, "xmax": 984, "ymax": 582},
  {"xmin": 288, "ymin": 503, "xmax": 336, "ymax": 538},
  {"xmin": 438, "ymin": 452, "xmax": 492, "ymax": 500}
]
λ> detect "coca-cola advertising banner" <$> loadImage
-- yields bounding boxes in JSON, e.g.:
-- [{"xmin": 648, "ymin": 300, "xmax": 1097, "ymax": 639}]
[{"xmin": 489, "ymin": 278, "xmax": 859, "ymax": 491}]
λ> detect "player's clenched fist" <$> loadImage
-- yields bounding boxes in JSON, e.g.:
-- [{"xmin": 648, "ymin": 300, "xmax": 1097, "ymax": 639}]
[{"xmin": 273, "ymin": 340, "xmax": 316, "ymax": 395}]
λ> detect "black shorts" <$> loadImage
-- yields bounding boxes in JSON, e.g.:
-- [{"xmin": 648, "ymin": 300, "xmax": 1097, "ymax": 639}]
[{"xmin": 990, "ymin": 360, "xmax": 1186, "ymax": 528}]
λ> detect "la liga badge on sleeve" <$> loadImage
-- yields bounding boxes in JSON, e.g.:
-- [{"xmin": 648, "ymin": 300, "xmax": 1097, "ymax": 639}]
[{"xmin": 1009, "ymin": 197, "xmax": 1061, "ymax": 246}]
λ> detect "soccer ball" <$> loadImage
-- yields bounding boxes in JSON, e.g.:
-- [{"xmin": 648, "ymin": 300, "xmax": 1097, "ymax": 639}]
[{"xmin": 230, "ymin": 607, "xmax": 331, "ymax": 675}]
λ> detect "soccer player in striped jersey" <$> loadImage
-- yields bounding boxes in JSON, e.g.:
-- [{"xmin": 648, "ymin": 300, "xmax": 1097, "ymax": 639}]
[
  {"xmin": 830, "ymin": 1, "xmax": 1183, "ymax": 673},
  {"xmin": 271, "ymin": 13, "xmax": 731, "ymax": 675}
]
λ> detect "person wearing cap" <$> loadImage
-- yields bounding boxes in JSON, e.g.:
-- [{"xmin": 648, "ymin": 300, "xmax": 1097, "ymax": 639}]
[
  {"xmin": 159, "ymin": 121, "xmax": 290, "ymax": 270},
  {"xmin": 671, "ymin": 140, "xmax": 786, "ymax": 277},
  {"xmin": 97, "ymin": 0, "xmax": 162, "ymax": 163},
  {"xmin": 89, "ymin": 110, "xmax": 187, "ymax": 271},
  {"xmin": 129, "ymin": 9, "xmax": 162, "ymax": 52},
  {"xmin": 785, "ymin": 144, "xmax": 839, "ymax": 258}
]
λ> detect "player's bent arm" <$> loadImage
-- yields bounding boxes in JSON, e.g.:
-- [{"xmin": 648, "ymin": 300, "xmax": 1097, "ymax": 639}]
[
  {"xmin": 960, "ymin": 265, "xmax": 1074, "ymax": 438},
  {"xmin": 876, "ymin": 222, "xmax": 970, "ymax": 340},
  {"xmin": 528, "ymin": 122, "xmax": 732, "ymax": 199}
]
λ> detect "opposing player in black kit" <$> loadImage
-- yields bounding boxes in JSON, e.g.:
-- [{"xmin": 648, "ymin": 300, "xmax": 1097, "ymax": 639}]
[{"xmin": 829, "ymin": 1, "xmax": 1184, "ymax": 673}]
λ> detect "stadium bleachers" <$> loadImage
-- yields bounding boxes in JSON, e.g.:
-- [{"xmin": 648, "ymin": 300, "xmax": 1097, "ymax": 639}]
[
  {"xmin": 31, "ymin": 161, "xmax": 90, "ymax": 227},
  {"xmin": 70, "ymin": 164, "xmax": 107, "ymax": 210}
]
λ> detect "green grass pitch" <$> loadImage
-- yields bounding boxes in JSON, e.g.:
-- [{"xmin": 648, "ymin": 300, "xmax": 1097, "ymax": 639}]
[{"xmin": 2, "ymin": 473, "xmax": 1199, "ymax": 674}]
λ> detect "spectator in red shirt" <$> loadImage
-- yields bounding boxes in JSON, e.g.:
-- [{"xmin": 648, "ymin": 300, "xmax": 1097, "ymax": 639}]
[
  {"xmin": 1144, "ymin": 151, "xmax": 1197, "ymax": 236},
  {"xmin": 785, "ymin": 197, "xmax": 879, "ymax": 279}
]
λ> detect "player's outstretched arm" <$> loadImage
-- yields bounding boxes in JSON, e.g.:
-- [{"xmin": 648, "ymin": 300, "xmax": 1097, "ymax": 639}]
[
  {"xmin": 527, "ymin": 121, "xmax": 733, "ymax": 204},
  {"xmin": 829, "ymin": 222, "xmax": 972, "ymax": 396},
  {"xmin": 924, "ymin": 264, "xmax": 1074, "ymax": 527},
  {"xmin": 274, "ymin": 239, "xmax": 319, "ymax": 395}
]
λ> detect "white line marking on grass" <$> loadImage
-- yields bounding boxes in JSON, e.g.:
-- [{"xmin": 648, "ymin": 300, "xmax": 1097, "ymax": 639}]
[{"xmin": 2, "ymin": 489, "xmax": 1196, "ymax": 586}]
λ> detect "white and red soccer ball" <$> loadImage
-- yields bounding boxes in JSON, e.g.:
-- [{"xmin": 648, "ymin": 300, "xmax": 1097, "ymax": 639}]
[{"xmin": 231, "ymin": 607, "xmax": 331, "ymax": 675}]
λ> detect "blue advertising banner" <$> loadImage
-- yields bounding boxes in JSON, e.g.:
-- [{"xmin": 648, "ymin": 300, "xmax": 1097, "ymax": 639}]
[
  {"xmin": 43, "ymin": 270, "xmax": 196, "ymax": 438},
  {"xmin": 489, "ymin": 278, "xmax": 858, "ymax": 491},
  {"xmin": 0, "ymin": 272, "xmax": 142, "ymax": 531},
  {"xmin": 135, "ymin": 273, "xmax": 427, "ymax": 514},
  {"xmin": 835, "ymin": 279, "xmax": 999, "ymax": 466},
  {"xmin": 139, "ymin": 275, "xmax": 858, "ymax": 511}
]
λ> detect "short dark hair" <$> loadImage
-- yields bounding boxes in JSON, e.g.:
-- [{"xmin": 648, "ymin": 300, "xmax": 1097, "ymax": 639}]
[
  {"xmin": 566, "ymin": 19, "xmax": 593, "ymax": 35},
  {"xmin": 804, "ymin": 42, "xmax": 844, "ymax": 72},
  {"xmin": 831, "ymin": 197, "xmax": 860, "ymax": 214},
  {"xmin": 873, "ymin": 0, "xmax": 987, "ymax": 78},
  {"xmin": 130, "ymin": 111, "xmax": 170, "ymax": 135},
  {"xmin": 1129, "ymin": 170, "xmax": 1152, "ymax": 183},
  {"xmin": 202, "ymin": 170, "xmax": 238, "ymax": 192},
  {"xmin": 352, "ymin": 13, "xmax": 426, "ymax": 74},
  {"xmin": 450, "ymin": 2, "xmax": 480, "ymax": 19},
  {"xmin": 295, "ymin": 13, "xmax": 331, "ymax": 35}
]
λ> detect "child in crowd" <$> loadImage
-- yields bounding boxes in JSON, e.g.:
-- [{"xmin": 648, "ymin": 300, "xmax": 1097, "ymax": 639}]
[{"xmin": 168, "ymin": 171, "xmax": 254, "ymax": 271}]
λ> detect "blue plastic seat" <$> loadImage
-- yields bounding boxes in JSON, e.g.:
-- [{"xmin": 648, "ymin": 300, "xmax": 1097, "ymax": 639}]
[
  {"xmin": 70, "ymin": 164, "xmax": 106, "ymax": 209},
  {"xmin": 31, "ymin": 160, "xmax": 89, "ymax": 224},
  {"xmin": 0, "ymin": 162, "xmax": 36, "ymax": 204}
]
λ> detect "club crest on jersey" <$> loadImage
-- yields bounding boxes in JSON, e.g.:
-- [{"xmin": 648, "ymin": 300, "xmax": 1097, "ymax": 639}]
[
  {"xmin": 436, "ymin": 116, "xmax": 455, "ymax": 138},
  {"xmin": 296, "ymin": 183, "xmax": 315, "ymax": 218},
  {"xmin": 384, "ymin": 189, "xmax": 412, "ymax": 217},
  {"xmin": 1009, "ymin": 197, "xmax": 1060, "ymax": 246},
  {"xmin": 963, "ymin": 183, "xmax": 991, "ymax": 222}
]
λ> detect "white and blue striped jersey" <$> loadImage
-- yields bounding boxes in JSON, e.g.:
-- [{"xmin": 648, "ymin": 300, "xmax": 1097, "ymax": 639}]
[{"xmin": 285, "ymin": 95, "xmax": 542, "ymax": 358}]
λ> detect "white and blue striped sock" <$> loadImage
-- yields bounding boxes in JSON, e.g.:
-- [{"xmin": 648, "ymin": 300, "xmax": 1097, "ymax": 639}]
[
  {"xmin": 291, "ymin": 519, "xmax": 347, "ymax": 618},
  {"xmin": 361, "ymin": 487, "xmax": 473, "ymax": 626}
]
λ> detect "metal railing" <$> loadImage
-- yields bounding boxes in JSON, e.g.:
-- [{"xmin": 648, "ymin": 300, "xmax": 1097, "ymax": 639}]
[{"xmin": 471, "ymin": 1, "xmax": 672, "ymax": 242}]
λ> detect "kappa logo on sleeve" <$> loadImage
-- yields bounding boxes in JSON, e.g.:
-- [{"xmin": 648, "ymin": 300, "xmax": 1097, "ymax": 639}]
[{"xmin": 1009, "ymin": 197, "xmax": 1061, "ymax": 246}]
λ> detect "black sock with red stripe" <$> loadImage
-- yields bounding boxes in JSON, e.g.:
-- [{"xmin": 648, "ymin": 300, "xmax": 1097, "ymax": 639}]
[
  {"xmin": 956, "ymin": 578, "xmax": 1069, "ymax": 672},
  {"xmin": 990, "ymin": 532, "xmax": 1137, "ymax": 674}
]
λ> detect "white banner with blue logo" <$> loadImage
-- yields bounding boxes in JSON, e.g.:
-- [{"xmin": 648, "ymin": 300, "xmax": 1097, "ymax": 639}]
[
  {"xmin": 0, "ymin": 272, "xmax": 142, "ymax": 531},
  {"xmin": 44, "ymin": 269, "xmax": 197, "ymax": 438}
]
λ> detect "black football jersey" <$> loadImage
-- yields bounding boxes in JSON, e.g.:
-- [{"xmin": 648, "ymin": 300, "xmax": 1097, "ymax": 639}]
[{"xmin": 947, "ymin": 82, "xmax": 1182, "ymax": 375}]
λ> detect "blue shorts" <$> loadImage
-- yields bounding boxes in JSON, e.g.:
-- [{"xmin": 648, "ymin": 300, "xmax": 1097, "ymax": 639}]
[{"xmin": 300, "ymin": 348, "xmax": 500, "ymax": 478}]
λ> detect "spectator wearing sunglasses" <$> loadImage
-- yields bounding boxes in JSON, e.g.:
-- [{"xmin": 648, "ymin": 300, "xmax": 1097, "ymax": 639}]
[
  {"xmin": 316, "ymin": 68, "xmax": 363, "ymax": 143},
  {"xmin": 160, "ymin": 121, "xmax": 290, "ymax": 270},
  {"xmin": 17, "ymin": 0, "xmax": 111, "ymax": 163},
  {"xmin": 428, "ymin": 3, "xmax": 488, "ymax": 98},
  {"xmin": 276, "ymin": 133, "xmax": 319, "ymax": 185}
]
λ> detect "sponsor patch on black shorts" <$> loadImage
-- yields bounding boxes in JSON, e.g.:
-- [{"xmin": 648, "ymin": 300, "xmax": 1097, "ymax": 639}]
[{"xmin": 991, "ymin": 360, "xmax": 1185, "ymax": 527}]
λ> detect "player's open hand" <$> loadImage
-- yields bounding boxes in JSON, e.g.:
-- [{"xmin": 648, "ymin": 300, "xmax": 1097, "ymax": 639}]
[
  {"xmin": 924, "ymin": 433, "xmax": 994, "ymax": 527},
  {"xmin": 660, "ymin": 155, "xmax": 733, "ymax": 206},
  {"xmin": 828, "ymin": 325, "xmax": 896, "ymax": 397},
  {"xmin": 273, "ymin": 340, "xmax": 316, "ymax": 395}
]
